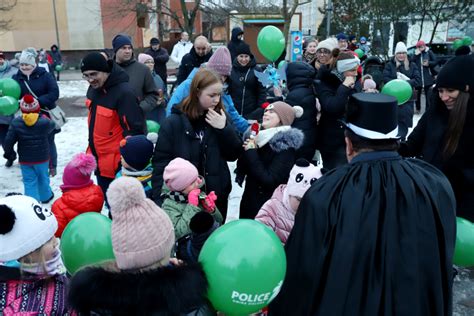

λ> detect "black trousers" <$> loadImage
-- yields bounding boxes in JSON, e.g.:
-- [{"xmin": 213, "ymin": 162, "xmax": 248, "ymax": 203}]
[{"xmin": 415, "ymin": 86, "xmax": 432, "ymax": 111}]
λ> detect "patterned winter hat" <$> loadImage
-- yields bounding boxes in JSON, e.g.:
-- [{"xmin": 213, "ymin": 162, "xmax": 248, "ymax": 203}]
[
  {"xmin": 287, "ymin": 159, "xmax": 324, "ymax": 199},
  {"xmin": 20, "ymin": 94, "xmax": 40, "ymax": 113},
  {"xmin": 207, "ymin": 46, "xmax": 232, "ymax": 76},
  {"xmin": 19, "ymin": 47, "xmax": 37, "ymax": 66}
]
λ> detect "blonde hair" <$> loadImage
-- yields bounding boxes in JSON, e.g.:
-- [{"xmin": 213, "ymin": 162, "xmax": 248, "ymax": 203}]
[{"xmin": 19, "ymin": 242, "xmax": 50, "ymax": 276}]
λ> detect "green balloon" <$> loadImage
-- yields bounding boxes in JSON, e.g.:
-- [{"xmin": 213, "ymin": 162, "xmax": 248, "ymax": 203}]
[
  {"xmin": 257, "ymin": 26, "xmax": 286, "ymax": 62},
  {"xmin": 146, "ymin": 120, "xmax": 160, "ymax": 133},
  {"xmin": 0, "ymin": 96, "xmax": 18, "ymax": 115},
  {"xmin": 462, "ymin": 36, "xmax": 473, "ymax": 47},
  {"xmin": 354, "ymin": 48, "xmax": 365, "ymax": 58},
  {"xmin": 55, "ymin": 64, "xmax": 62, "ymax": 72},
  {"xmin": 454, "ymin": 217, "xmax": 474, "ymax": 267},
  {"xmin": 453, "ymin": 39, "xmax": 464, "ymax": 51},
  {"xmin": 199, "ymin": 220, "xmax": 286, "ymax": 315},
  {"xmin": 60, "ymin": 213, "xmax": 115, "ymax": 274},
  {"xmin": 381, "ymin": 79, "xmax": 413, "ymax": 105},
  {"xmin": 0, "ymin": 78, "xmax": 21, "ymax": 99},
  {"xmin": 277, "ymin": 60, "xmax": 286, "ymax": 70}
]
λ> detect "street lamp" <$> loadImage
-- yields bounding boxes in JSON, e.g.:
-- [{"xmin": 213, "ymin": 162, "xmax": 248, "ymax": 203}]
[
  {"xmin": 326, "ymin": 0, "xmax": 332, "ymax": 38},
  {"xmin": 52, "ymin": 0, "xmax": 60, "ymax": 47}
]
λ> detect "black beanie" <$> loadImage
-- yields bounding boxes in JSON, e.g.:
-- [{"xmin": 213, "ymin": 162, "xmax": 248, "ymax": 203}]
[
  {"xmin": 235, "ymin": 43, "xmax": 251, "ymax": 56},
  {"xmin": 437, "ymin": 55, "xmax": 474, "ymax": 92},
  {"xmin": 81, "ymin": 52, "xmax": 111, "ymax": 73},
  {"xmin": 150, "ymin": 37, "xmax": 160, "ymax": 45}
]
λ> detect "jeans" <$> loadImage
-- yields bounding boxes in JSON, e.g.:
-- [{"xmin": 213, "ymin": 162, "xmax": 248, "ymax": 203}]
[
  {"xmin": 0, "ymin": 124, "xmax": 8, "ymax": 145},
  {"xmin": 397, "ymin": 101, "xmax": 414, "ymax": 141},
  {"xmin": 415, "ymin": 86, "xmax": 432, "ymax": 111},
  {"xmin": 48, "ymin": 130, "xmax": 58, "ymax": 169},
  {"xmin": 21, "ymin": 162, "xmax": 53, "ymax": 202}
]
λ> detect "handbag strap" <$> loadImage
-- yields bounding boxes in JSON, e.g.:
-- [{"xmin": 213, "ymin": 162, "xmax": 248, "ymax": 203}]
[{"xmin": 23, "ymin": 81, "xmax": 39, "ymax": 99}]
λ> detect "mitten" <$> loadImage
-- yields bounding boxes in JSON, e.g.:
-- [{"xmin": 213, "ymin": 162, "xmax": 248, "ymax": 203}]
[
  {"xmin": 201, "ymin": 191, "xmax": 217, "ymax": 212},
  {"xmin": 188, "ymin": 189, "xmax": 201, "ymax": 206}
]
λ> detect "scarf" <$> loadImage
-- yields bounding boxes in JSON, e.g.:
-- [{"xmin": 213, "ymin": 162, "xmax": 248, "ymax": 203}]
[
  {"xmin": 0, "ymin": 60, "xmax": 9, "ymax": 72},
  {"xmin": 21, "ymin": 244, "xmax": 66, "ymax": 276},
  {"xmin": 303, "ymin": 51, "xmax": 317, "ymax": 64},
  {"xmin": 166, "ymin": 191, "xmax": 188, "ymax": 204},
  {"xmin": 22, "ymin": 113, "xmax": 39, "ymax": 126},
  {"xmin": 255, "ymin": 126, "xmax": 291, "ymax": 148}
]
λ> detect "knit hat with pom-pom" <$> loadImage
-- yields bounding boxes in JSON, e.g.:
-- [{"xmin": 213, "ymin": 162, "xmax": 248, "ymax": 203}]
[
  {"xmin": 0, "ymin": 194, "xmax": 57, "ymax": 261},
  {"xmin": 61, "ymin": 153, "xmax": 97, "ymax": 191},
  {"xmin": 206, "ymin": 46, "xmax": 232, "ymax": 76},
  {"xmin": 20, "ymin": 94, "xmax": 40, "ymax": 113},
  {"xmin": 107, "ymin": 177, "xmax": 175, "ymax": 270},
  {"xmin": 266, "ymin": 101, "xmax": 304, "ymax": 126}
]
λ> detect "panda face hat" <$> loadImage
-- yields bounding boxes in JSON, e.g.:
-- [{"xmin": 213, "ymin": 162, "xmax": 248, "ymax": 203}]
[
  {"xmin": 287, "ymin": 159, "xmax": 324, "ymax": 199},
  {"xmin": 0, "ymin": 194, "xmax": 57, "ymax": 262}
]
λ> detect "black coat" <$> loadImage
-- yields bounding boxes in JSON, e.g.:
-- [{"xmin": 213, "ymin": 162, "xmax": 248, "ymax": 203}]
[
  {"xmin": 228, "ymin": 57, "xmax": 266, "ymax": 120},
  {"xmin": 270, "ymin": 151, "xmax": 456, "ymax": 316},
  {"xmin": 68, "ymin": 263, "xmax": 212, "ymax": 315},
  {"xmin": 227, "ymin": 27, "xmax": 245, "ymax": 62},
  {"xmin": 176, "ymin": 48, "xmax": 213, "ymax": 85},
  {"xmin": 144, "ymin": 47, "xmax": 169, "ymax": 83},
  {"xmin": 411, "ymin": 49, "xmax": 437, "ymax": 87},
  {"xmin": 238, "ymin": 127, "xmax": 304, "ymax": 219},
  {"xmin": 152, "ymin": 107, "xmax": 242, "ymax": 215},
  {"xmin": 400, "ymin": 94, "xmax": 474, "ymax": 221},
  {"xmin": 383, "ymin": 59, "xmax": 421, "ymax": 90},
  {"xmin": 315, "ymin": 66, "xmax": 362, "ymax": 152},
  {"xmin": 286, "ymin": 62, "xmax": 318, "ymax": 161}
]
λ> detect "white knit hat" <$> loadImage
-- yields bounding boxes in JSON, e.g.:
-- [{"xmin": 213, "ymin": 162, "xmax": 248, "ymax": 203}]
[
  {"xmin": 107, "ymin": 177, "xmax": 175, "ymax": 270},
  {"xmin": 316, "ymin": 38, "xmax": 338, "ymax": 52},
  {"xmin": 0, "ymin": 194, "xmax": 58, "ymax": 261},
  {"xmin": 19, "ymin": 47, "xmax": 37, "ymax": 66},
  {"xmin": 394, "ymin": 42, "xmax": 407, "ymax": 54}
]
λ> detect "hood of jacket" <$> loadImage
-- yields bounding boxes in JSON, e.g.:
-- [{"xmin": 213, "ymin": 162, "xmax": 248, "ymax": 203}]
[
  {"xmin": 102, "ymin": 62, "xmax": 130, "ymax": 90},
  {"xmin": 245, "ymin": 126, "xmax": 304, "ymax": 152},
  {"xmin": 231, "ymin": 27, "xmax": 244, "ymax": 42},
  {"xmin": 69, "ymin": 263, "xmax": 208, "ymax": 315},
  {"xmin": 286, "ymin": 61, "xmax": 316, "ymax": 90},
  {"xmin": 232, "ymin": 54, "xmax": 257, "ymax": 71},
  {"xmin": 61, "ymin": 185, "xmax": 104, "ymax": 212},
  {"xmin": 190, "ymin": 46, "xmax": 213, "ymax": 64}
]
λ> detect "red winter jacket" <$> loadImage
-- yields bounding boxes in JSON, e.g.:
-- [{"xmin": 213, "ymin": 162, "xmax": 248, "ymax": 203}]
[{"xmin": 52, "ymin": 184, "xmax": 104, "ymax": 237}]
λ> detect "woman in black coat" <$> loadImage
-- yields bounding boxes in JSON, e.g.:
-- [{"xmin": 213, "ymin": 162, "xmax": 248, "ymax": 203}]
[
  {"xmin": 399, "ymin": 55, "xmax": 474, "ymax": 221},
  {"xmin": 315, "ymin": 50, "xmax": 361, "ymax": 169},
  {"xmin": 237, "ymin": 102, "xmax": 304, "ymax": 219},
  {"xmin": 152, "ymin": 68, "xmax": 242, "ymax": 218},
  {"xmin": 228, "ymin": 44, "xmax": 266, "ymax": 120},
  {"xmin": 285, "ymin": 62, "xmax": 318, "ymax": 161},
  {"xmin": 383, "ymin": 42, "xmax": 421, "ymax": 140}
]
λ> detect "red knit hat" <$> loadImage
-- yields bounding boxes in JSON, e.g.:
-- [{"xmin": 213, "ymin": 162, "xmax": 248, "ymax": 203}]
[
  {"xmin": 20, "ymin": 94, "xmax": 40, "ymax": 113},
  {"xmin": 61, "ymin": 153, "xmax": 96, "ymax": 191},
  {"xmin": 416, "ymin": 40, "xmax": 426, "ymax": 47}
]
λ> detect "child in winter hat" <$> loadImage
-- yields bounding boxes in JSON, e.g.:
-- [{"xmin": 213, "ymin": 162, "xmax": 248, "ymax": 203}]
[
  {"xmin": 362, "ymin": 74, "xmax": 378, "ymax": 93},
  {"xmin": 2, "ymin": 95, "xmax": 55, "ymax": 203},
  {"xmin": 162, "ymin": 157, "xmax": 223, "ymax": 240},
  {"xmin": 118, "ymin": 135, "xmax": 155, "ymax": 197},
  {"xmin": 256, "ymin": 159, "xmax": 325, "ymax": 243},
  {"xmin": 206, "ymin": 46, "xmax": 232, "ymax": 77},
  {"xmin": 0, "ymin": 194, "xmax": 73, "ymax": 314},
  {"xmin": 52, "ymin": 153, "xmax": 104, "ymax": 237}
]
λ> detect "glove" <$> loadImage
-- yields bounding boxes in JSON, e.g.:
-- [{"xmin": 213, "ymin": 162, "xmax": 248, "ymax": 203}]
[
  {"xmin": 201, "ymin": 191, "xmax": 217, "ymax": 213},
  {"xmin": 188, "ymin": 189, "xmax": 201, "ymax": 206}
]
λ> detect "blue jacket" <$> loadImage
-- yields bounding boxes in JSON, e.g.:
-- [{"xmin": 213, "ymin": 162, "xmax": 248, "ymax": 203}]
[
  {"xmin": 166, "ymin": 68, "xmax": 249, "ymax": 134},
  {"xmin": 12, "ymin": 67, "xmax": 59, "ymax": 110},
  {"xmin": 3, "ymin": 115, "xmax": 55, "ymax": 164}
]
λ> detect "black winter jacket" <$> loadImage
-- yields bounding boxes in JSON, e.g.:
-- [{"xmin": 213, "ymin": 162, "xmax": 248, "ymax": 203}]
[
  {"xmin": 177, "ymin": 48, "xmax": 213, "ymax": 85},
  {"xmin": 152, "ymin": 107, "xmax": 242, "ymax": 215},
  {"xmin": 315, "ymin": 65, "xmax": 362, "ymax": 152},
  {"xmin": 3, "ymin": 115, "xmax": 55, "ymax": 163},
  {"xmin": 399, "ymin": 94, "xmax": 474, "ymax": 221},
  {"xmin": 13, "ymin": 66, "xmax": 59, "ymax": 110},
  {"xmin": 144, "ymin": 47, "xmax": 170, "ymax": 83},
  {"xmin": 238, "ymin": 127, "xmax": 304, "ymax": 219},
  {"xmin": 68, "ymin": 263, "xmax": 213, "ymax": 315},
  {"xmin": 228, "ymin": 57, "xmax": 266, "ymax": 120},
  {"xmin": 227, "ymin": 27, "xmax": 245, "ymax": 62},
  {"xmin": 410, "ymin": 49, "xmax": 437, "ymax": 87},
  {"xmin": 383, "ymin": 59, "xmax": 421, "ymax": 90},
  {"xmin": 285, "ymin": 62, "xmax": 318, "ymax": 160}
]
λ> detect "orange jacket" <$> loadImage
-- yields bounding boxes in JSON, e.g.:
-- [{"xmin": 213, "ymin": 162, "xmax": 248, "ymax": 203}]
[{"xmin": 52, "ymin": 184, "xmax": 104, "ymax": 237}]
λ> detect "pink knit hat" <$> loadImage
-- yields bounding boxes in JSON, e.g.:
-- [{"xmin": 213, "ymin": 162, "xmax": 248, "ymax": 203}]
[
  {"xmin": 266, "ymin": 102, "xmax": 304, "ymax": 126},
  {"xmin": 107, "ymin": 177, "xmax": 175, "ymax": 270},
  {"xmin": 60, "ymin": 153, "xmax": 96, "ymax": 191},
  {"xmin": 363, "ymin": 78, "xmax": 377, "ymax": 91},
  {"xmin": 207, "ymin": 46, "xmax": 232, "ymax": 76},
  {"xmin": 163, "ymin": 158, "xmax": 201, "ymax": 192},
  {"xmin": 287, "ymin": 159, "xmax": 324, "ymax": 199},
  {"xmin": 138, "ymin": 53, "xmax": 153, "ymax": 64}
]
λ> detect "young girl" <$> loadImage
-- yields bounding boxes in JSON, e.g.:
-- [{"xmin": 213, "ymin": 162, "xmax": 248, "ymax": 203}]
[
  {"xmin": 237, "ymin": 101, "xmax": 304, "ymax": 219},
  {"xmin": 162, "ymin": 157, "xmax": 223, "ymax": 240},
  {"xmin": 3, "ymin": 94, "xmax": 55, "ymax": 203},
  {"xmin": 0, "ymin": 193, "xmax": 73, "ymax": 314},
  {"xmin": 68, "ymin": 177, "xmax": 211, "ymax": 315},
  {"xmin": 52, "ymin": 153, "xmax": 104, "ymax": 237},
  {"xmin": 255, "ymin": 159, "xmax": 324, "ymax": 243}
]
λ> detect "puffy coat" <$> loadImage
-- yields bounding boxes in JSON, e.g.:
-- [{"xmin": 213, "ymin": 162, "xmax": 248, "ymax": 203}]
[
  {"xmin": 3, "ymin": 115, "xmax": 55, "ymax": 163},
  {"xmin": 315, "ymin": 65, "xmax": 362, "ymax": 152},
  {"xmin": 176, "ymin": 47, "xmax": 213, "ymax": 85},
  {"xmin": 68, "ymin": 263, "xmax": 213, "ymax": 315},
  {"xmin": 286, "ymin": 62, "xmax": 318, "ymax": 161},
  {"xmin": 383, "ymin": 59, "xmax": 421, "ymax": 91},
  {"xmin": 152, "ymin": 107, "xmax": 242, "ymax": 215},
  {"xmin": 411, "ymin": 48, "xmax": 437, "ymax": 87},
  {"xmin": 86, "ymin": 63, "xmax": 145, "ymax": 178},
  {"xmin": 13, "ymin": 66, "xmax": 59, "ymax": 110},
  {"xmin": 170, "ymin": 40, "xmax": 193, "ymax": 65},
  {"xmin": 52, "ymin": 184, "xmax": 104, "ymax": 237},
  {"xmin": 399, "ymin": 94, "xmax": 474, "ymax": 221},
  {"xmin": 255, "ymin": 184, "xmax": 295, "ymax": 243},
  {"xmin": 144, "ymin": 46, "xmax": 169, "ymax": 83},
  {"xmin": 50, "ymin": 45, "xmax": 62, "ymax": 67},
  {"xmin": 238, "ymin": 127, "xmax": 304, "ymax": 219},
  {"xmin": 228, "ymin": 56, "xmax": 266, "ymax": 120},
  {"xmin": 0, "ymin": 62, "xmax": 20, "ymax": 125},
  {"xmin": 166, "ymin": 67, "xmax": 249, "ymax": 134}
]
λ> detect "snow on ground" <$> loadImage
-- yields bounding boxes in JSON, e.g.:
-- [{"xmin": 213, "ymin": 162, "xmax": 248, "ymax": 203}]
[{"xmin": 57, "ymin": 80, "xmax": 89, "ymax": 98}]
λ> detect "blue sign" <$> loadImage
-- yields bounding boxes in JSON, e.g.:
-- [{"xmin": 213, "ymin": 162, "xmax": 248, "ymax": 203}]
[{"xmin": 291, "ymin": 30, "xmax": 303, "ymax": 62}]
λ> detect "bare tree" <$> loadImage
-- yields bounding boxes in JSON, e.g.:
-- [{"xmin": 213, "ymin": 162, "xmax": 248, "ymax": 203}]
[
  {"xmin": 0, "ymin": 0, "xmax": 18, "ymax": 31},
  {"xmin": 281, "ymin": 0, "xmax": 311, "ymax": 48}
]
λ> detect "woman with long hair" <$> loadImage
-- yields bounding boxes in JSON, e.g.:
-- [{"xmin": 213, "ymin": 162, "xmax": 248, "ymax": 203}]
[
  {"xmin": 399, "ymin": 55, "xmax": 474, "ymax": 221},
  {"xmin": 151, "ymin": 68, "xmax": 242, "ymax": 218}
]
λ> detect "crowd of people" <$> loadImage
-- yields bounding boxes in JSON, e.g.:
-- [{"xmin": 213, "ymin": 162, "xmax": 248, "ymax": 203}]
[{"xmin": 0, "ymin": 27, "xmax": 473, "ymax": 315}]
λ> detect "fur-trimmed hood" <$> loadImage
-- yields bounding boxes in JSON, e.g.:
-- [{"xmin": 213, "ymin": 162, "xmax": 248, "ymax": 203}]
[
  {"xmin": 244, "ymin": 126, "xmax": 304, "ymax": 152},
  {"xmin": 68, "ymin": 263, "xmax": 209, "ymax": 315}
]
